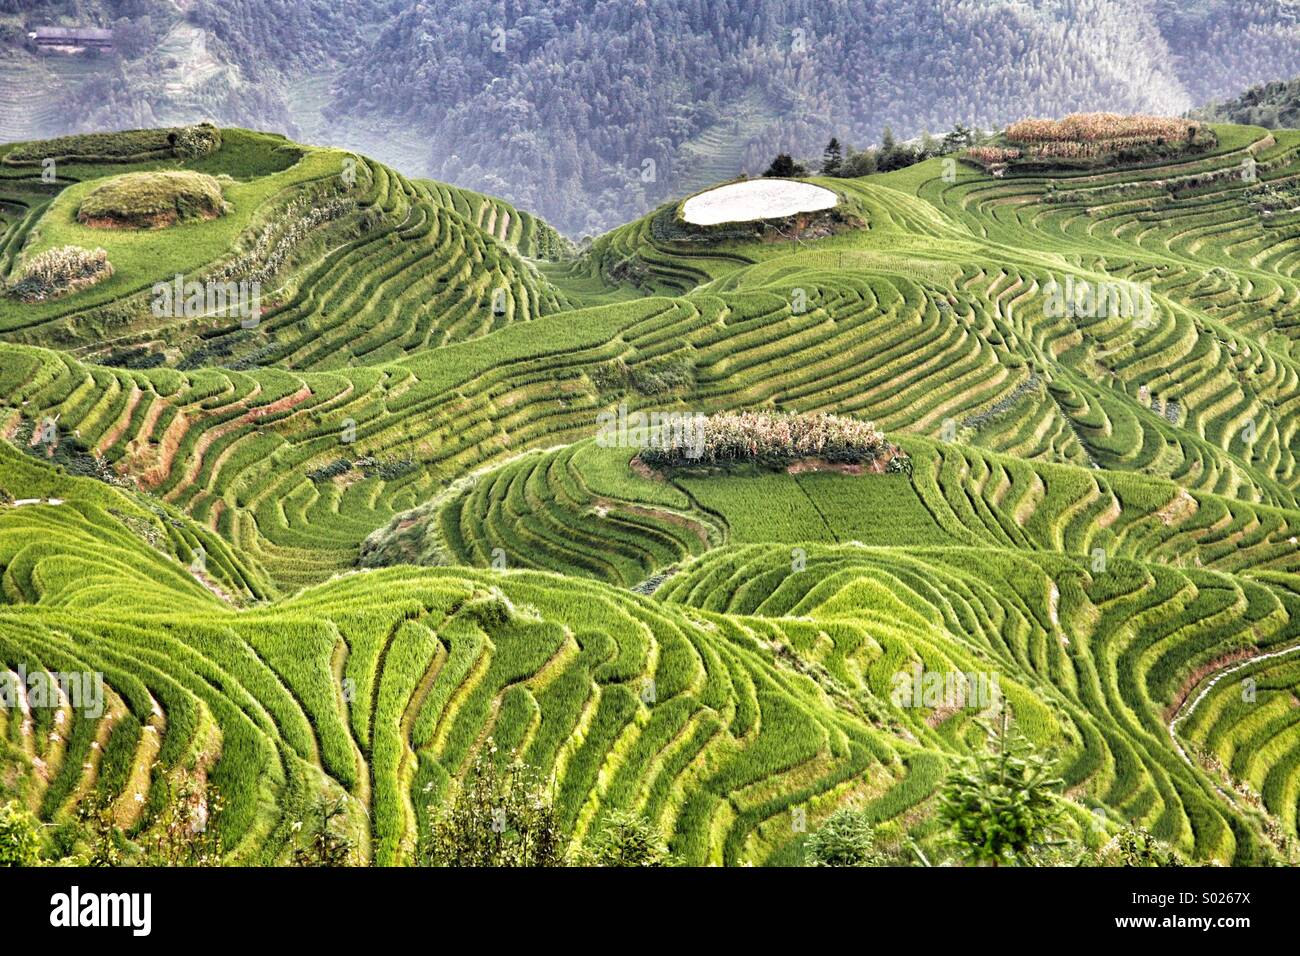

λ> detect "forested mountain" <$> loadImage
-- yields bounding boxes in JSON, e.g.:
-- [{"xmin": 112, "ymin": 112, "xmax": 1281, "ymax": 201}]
[
  {"xmin": 3, "ymin": 0, "xmax": 1299, "ymax": 234},
  {"xmin": 0, "ymin": 0, "xmax": 388, "ymax": 137},
  {"xmin": 323, "ymin": 0, "xmax": 1300, "ymax": 234}
]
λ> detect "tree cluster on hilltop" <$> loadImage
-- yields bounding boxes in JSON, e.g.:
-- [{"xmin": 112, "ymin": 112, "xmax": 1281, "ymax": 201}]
[{"xmin": 1191, "ymin": 76, "xmax": 1300, "ymax": 131}]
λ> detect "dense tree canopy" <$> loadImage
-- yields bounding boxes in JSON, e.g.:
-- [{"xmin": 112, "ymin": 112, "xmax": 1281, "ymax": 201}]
[{"xmin": 1192, "ymin": 76, "xmax": 1300, "ymax": 130}]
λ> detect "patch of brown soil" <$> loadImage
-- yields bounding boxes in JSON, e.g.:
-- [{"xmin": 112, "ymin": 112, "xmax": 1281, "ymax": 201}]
[
  {"xmin": 925, "ymin": 704, "xmax": 961, "ymax": 728},
  {"xmin": 786, "ymin": 458, "xmax": 865, "ymax": 476},
  {"xmin": 78, "ymin": 207, "xmax": 221, "ymax": 230},
  {"xmin": 192, "ymin": 567, "xmax": 237, "ymax": 605},
  {"xmin": 139, "ymin": 411, "xmax": 190, "ymax": 489},
  {"xmin": 164, "ymin": 385, "xmax": 311, "ymax": 500},
  {"xmin": 95, "ymin": 384, "xmax": 142, "ymax": 455},
  {"xmin": 1155, "ymin": 488, "xmax": 1198, "ymax": 526},
  {"xmin": 1097, "ymin": 495, "xmax": 1123, "ymax": 529},
  {"xmin": 630, "ymin": 456, "xmax": 665, "ymax": 481},
  {"xmin": 333, "ymin": 470, "xmax": 366, "ymax": 490},
  {"xmin": 119, "ymin": 397, "xmax": 168, "ymax": 484},
  {"xmin": 1165, "ymin": 647, "xmax": 1257, "ymax": 722}
]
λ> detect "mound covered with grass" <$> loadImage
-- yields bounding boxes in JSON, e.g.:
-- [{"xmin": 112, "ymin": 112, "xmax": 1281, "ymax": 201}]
[
  {"xmin": 77, "ymin": 170, "xmax": 229, "ymax": 229},
  {"xmin": 1, "ymin": 122, "xmax": 222, "ymax": 166}
]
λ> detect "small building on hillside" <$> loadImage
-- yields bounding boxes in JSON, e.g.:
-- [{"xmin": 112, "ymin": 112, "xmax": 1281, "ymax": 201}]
[{"xmin": 28, "ymin": 26, "xmax": 115, "ymax": 54}]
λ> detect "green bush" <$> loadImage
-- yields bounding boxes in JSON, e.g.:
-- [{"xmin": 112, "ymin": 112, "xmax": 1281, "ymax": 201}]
[
  {"xmin": 173, "ymin": 122, "xmax": 223, "ymax": 159},
  {"xmin": 804, "ymin": 807, "xmax": 885, "ymax": 867},
  {"xmin": 578, "ymin": 810, "xmax": 675, "ymax": 866},
  {"xmin": 462, "ymin": 588, "xmax": 516, "ymax": 628},
  {"xmin": 1092, "ymin": 825, "xmax": 1185, "ymax": 867},
  {"xmin": 421, "ymin": 746, "xmax": 566, "ymax": 867},
  {"xmin": 938, "ymin": 714, "xmax": 1064, "ymax": 866},
  {"xmin": 3, "ymin": 124, "xmax": 222, "ymax": 165},
  {"xmin": 0, "ymin": 802, "xmax": 42, "ymax": 867},
  {"xmin": 631, "ymin": 357, "xmax": 694, "ymax": 395}
]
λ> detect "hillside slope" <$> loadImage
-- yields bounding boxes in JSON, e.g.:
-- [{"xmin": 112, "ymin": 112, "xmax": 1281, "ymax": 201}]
[
  {"xmin": 2, "ymin": 118, "xmax": 1300, "ymax": 865},
  {"xmin": 1, "ymin": 444, "xmax": 1288, "ymax": 865},
  {"xmin": 1193, "ymin": 76, "xmax": 1300, "ymax": 131}
]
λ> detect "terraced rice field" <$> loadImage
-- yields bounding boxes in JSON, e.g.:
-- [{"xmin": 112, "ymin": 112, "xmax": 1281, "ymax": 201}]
[{"xmin": 2, "ymin": 118, "xmax": 1300, "ymax": 865}]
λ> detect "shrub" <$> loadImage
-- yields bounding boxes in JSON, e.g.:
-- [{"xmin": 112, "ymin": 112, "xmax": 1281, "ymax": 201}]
[
  {"xmin": 630, "ymin": 357, "xmax": 694, "ymax": 395},
  {"xmin": 763, "ymin": 154, "xmax": 808, "ymax": 177},
  {"xmin": 358, "ymin": 456, "xmax": 416, "ymax": 481},
  {"xmin": 886, "ymin": 453, "xmax": 913, "ymax": 476},
  {"xmin": 141, "ymin": 772, "xmax": 224, "ymax": 867},
  {"xmin": 1091, "ymin": 825, "xmax": 1185, "ymax": 867},
  {"xmin": 589, "ymin": 358, "xmax": 629, "ymax": 391},
  {"xmin": 578, "ymin": 811, "xmax": 675, "ymax": 866},
  {"xmin": 9, "ymin": 245, "xmax": 112, "ymax": 301},
  {"xmin": 0, "ymin": 802, "xmax": 42, "ymax": 867},
  {"xmin": 290, "ymin": 796, "xmax": 356, "ymax": 867},
  {"xmin": 74, "ymin": 794, "xmax": 129, "ymax": 867},
  {"xmin": 804, "ymin": 807, "xmax": 885, "ymax": 866},
  {"xmin": 172, "ymin": 122, "xmax": 222, "ymax": 159},
  {"xmin": 938, "ymin": 713, "xmax": 1064, "ymax": 866},
  {"xmin": 307, "ymin": 458, "xmax": 352, "ymax": 482},
  {"xmin": 421, "ymin": 744, "xmax": 566, "ymax": 867},
  {"xmin": 457, "ymin": 587, "xmax": 533, "ymax": 632}
]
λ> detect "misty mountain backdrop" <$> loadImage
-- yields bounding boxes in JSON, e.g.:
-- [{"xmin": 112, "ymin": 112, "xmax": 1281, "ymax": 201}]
[{"xmin": 2, "ymin": 0, "xmax": 1298, "ymax": 235}]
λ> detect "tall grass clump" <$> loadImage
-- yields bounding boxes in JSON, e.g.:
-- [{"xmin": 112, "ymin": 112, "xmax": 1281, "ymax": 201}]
[
  {"xmin": 639, "ymin": 410, "xmax": 892, "ymax": 469},
  {"xmin": 1005, "ymin": 113, "xmax": 1214, "ymax": 161},
  {"xmin": 9, "ymin": 245, "xmax": 112, "ymax": 301}
]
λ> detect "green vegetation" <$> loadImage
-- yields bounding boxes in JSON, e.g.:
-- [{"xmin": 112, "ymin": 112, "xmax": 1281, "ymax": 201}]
[
  {"xmin": 804, "ymin": 807, "xmax": 886, "ymax": 867},
  {"xmin": 577, "ymin": 811, "xmax": 676, "ymax": 867},
  {"xmin": 77, "ymin": 171, "xmax": 228, "ymax": 229},
  {"xmin": 2, "ymin": 124, "xmax": 222, "ymax": 166},
  {"xmin": 937, "ymin": 714, "xmax": 1064, "ymax": 866},
  {"xmin": 1192, "ymin": 76, "xmax": 1300, "ymax": 131},
  {"xmin": 422, "ymin": 745, "xmax": 565, "ymax": 867},
  {"xmin": 1, "ymin": 114, "xmax": 1300, "ymax": 867},
  {"xmin": 0, "ymin": 802, "xmax": 41, "ymax": 866},
  {"xmin": 8, "ymin": 244, "xmax": 111, "ymax": 301}
]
